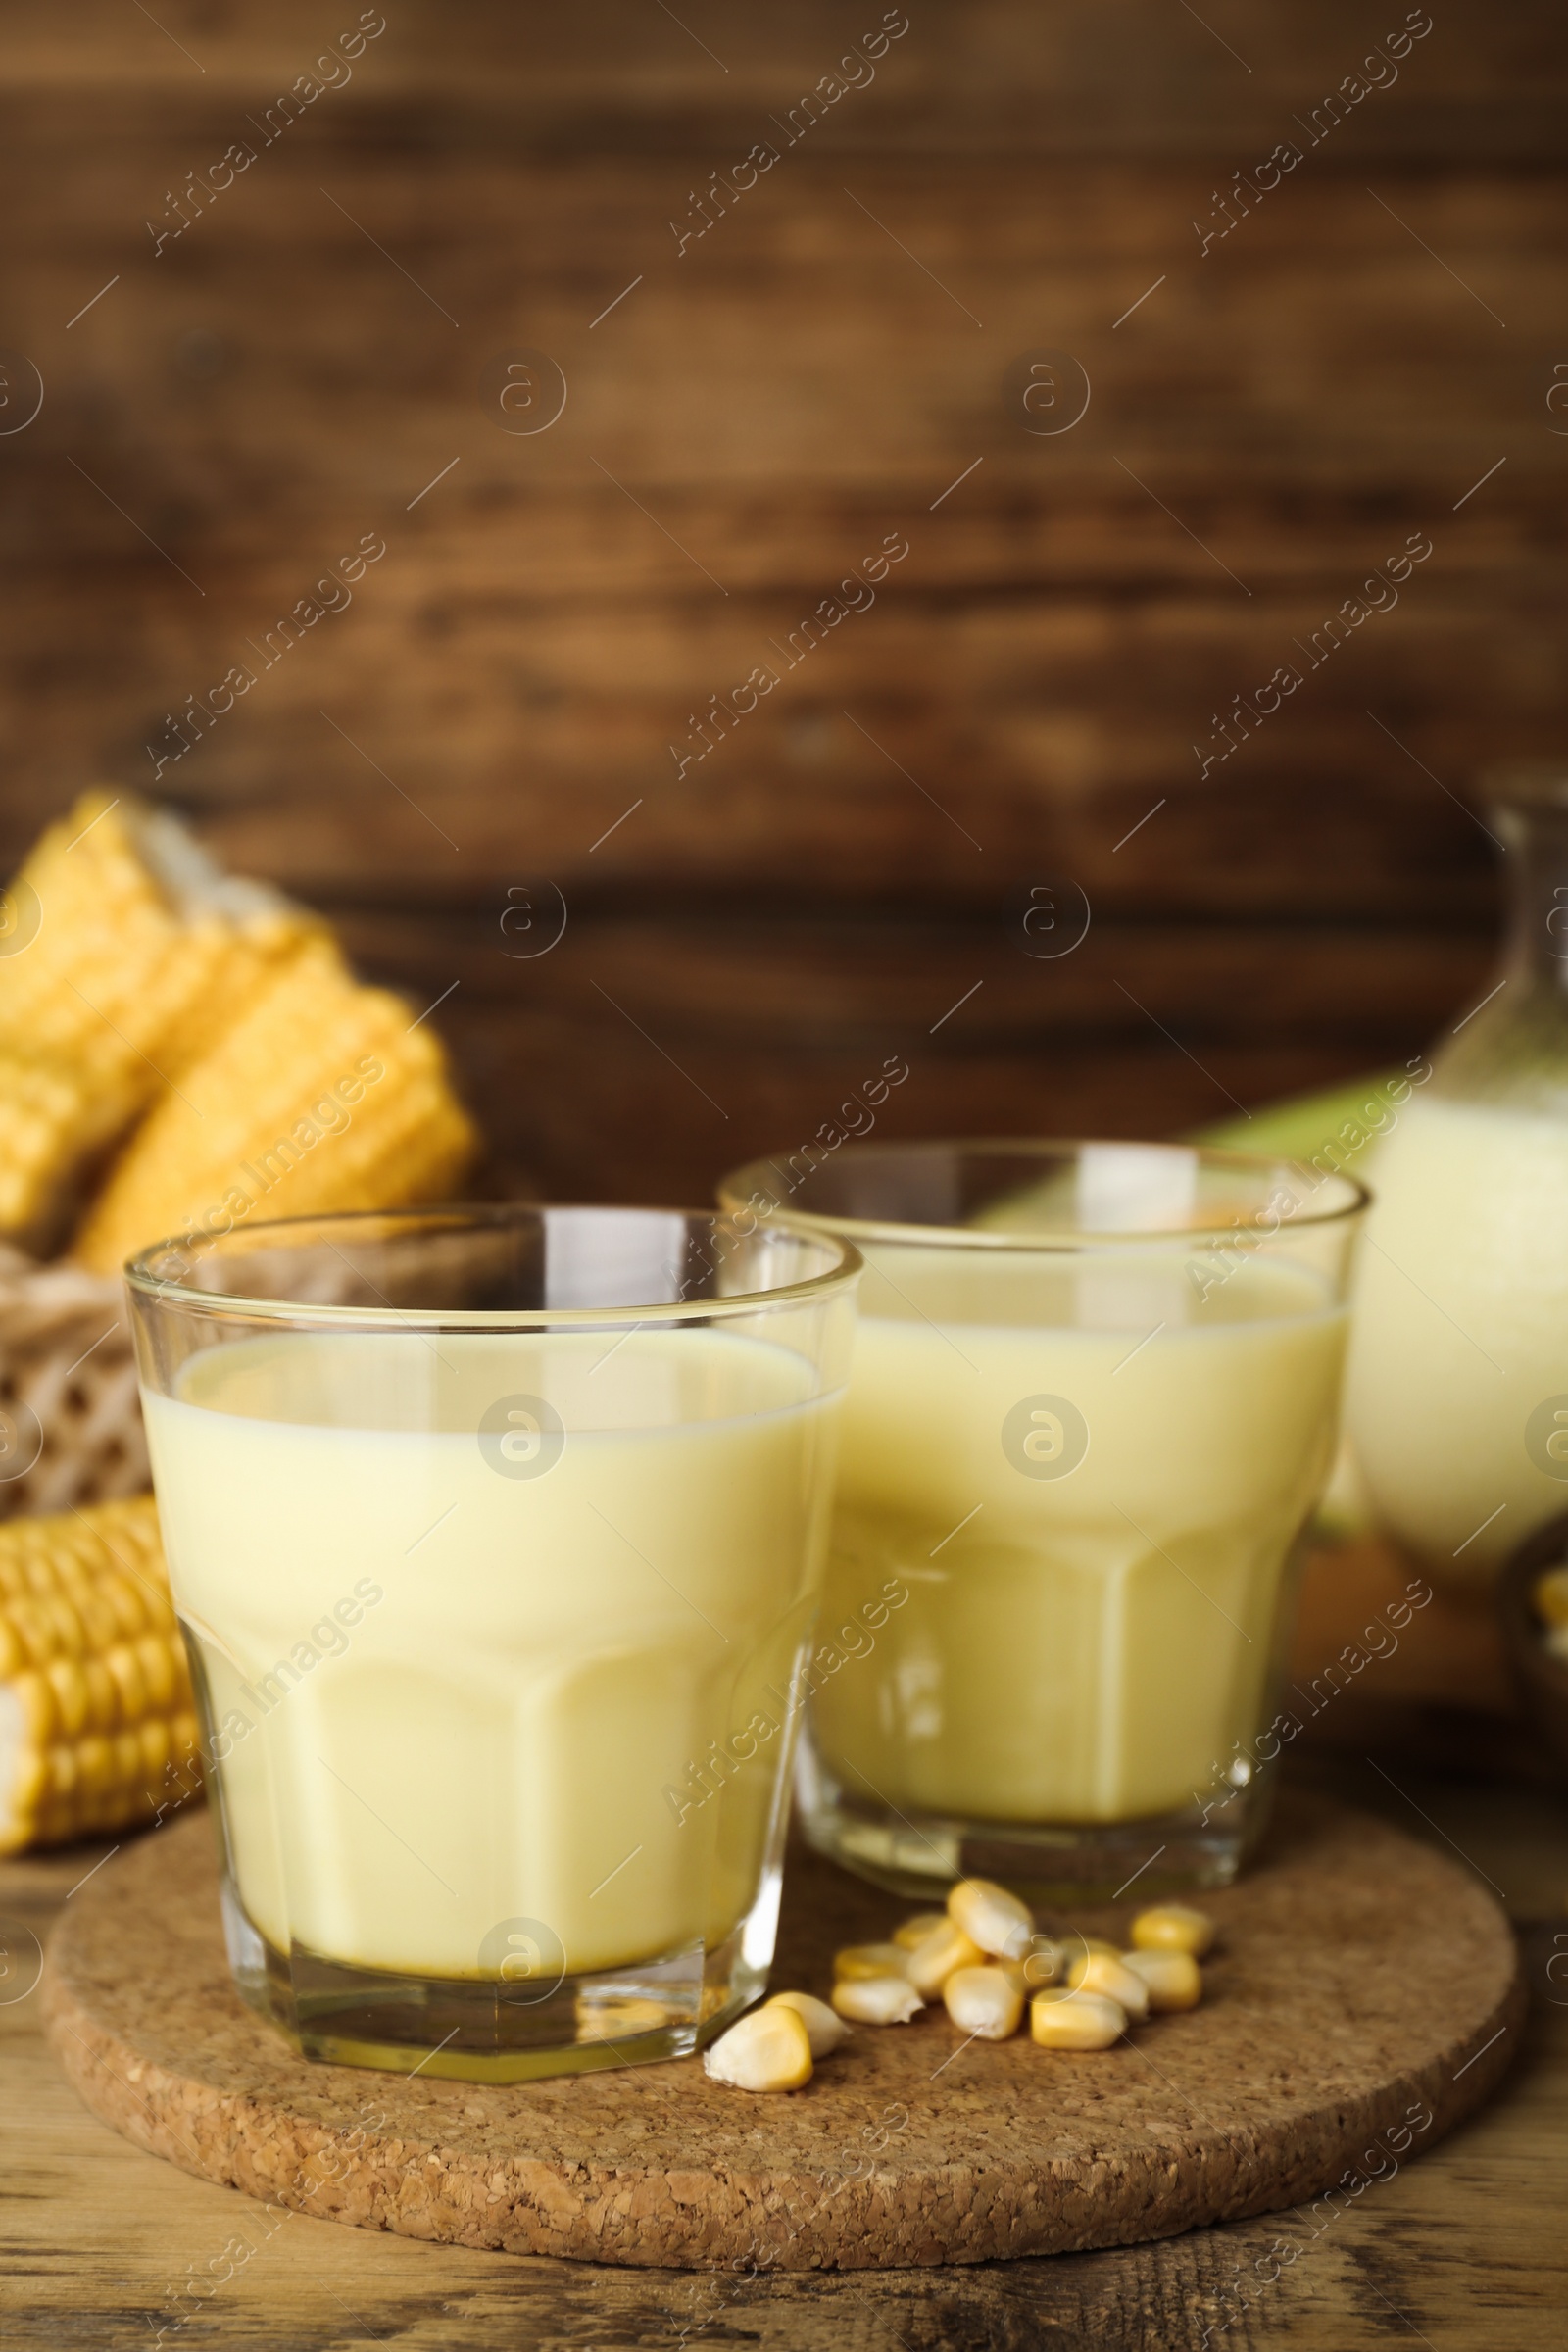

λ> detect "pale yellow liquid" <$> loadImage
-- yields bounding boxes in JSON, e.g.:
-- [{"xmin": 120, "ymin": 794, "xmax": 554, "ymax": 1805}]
[
  {"xmin": 144, "ymin": 1329, "xmax": 838, "ymax": 1978},
  {"xmin": 1346, "ymin": 1095, "xmax": 1568, "ymax": 1584},
  {"xmin": 816, "ymin": 1250, "xmax": 1347, "ymax": 1823}
]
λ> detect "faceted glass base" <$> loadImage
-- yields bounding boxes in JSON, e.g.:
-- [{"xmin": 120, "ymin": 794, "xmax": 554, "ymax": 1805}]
[
  {"xmin": 798, "ymin": 1750, "xmax": 1275, "ymax": 1907},
  {"xmin": 219, "ymin": 1876, "xmax": 770, "ymax": 2083}
]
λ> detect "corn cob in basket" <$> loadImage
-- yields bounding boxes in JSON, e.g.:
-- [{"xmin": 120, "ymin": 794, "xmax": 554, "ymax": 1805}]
[
  {"xmin": 0, "ymin": 792, "xmax": 318, "ymax": 1252},
  {"xmin": 75, "ymin": 937, "xmax": 477, "ymax": 1274},
  {"xmin": 0, "ymin": 788, "xmax": 478, "ymax": 1271}
]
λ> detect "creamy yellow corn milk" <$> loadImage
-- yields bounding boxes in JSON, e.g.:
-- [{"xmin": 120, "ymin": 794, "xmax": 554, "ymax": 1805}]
[
  {"xmin": 143, "ymin": 1329, "xmax": 838, "ymax": 1979},
  {"xmin": 815, "ymin": 1248, "xmax": 1347, "ymax": 1823},
  {"xmin": 1346, "ymin": 1094, "xmax": 1568, "ymax": 1583}
]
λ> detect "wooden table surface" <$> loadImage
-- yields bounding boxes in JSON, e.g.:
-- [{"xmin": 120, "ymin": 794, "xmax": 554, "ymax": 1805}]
[{"xmin": 5, "ymin": 1744, "xmax": 1567, "ymax": 2351}]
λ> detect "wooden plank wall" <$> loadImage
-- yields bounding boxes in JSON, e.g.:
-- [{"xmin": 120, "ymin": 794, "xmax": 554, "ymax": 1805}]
[{"xmin": 0, "ymin": 0, "xmax": 1561, "ymax": 1203}]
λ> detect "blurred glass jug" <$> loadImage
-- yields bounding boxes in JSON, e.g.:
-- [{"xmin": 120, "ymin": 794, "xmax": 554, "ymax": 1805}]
[{"xmin": 1347, "ymin": 763, "xmax": 1568, "ymax": 1588}]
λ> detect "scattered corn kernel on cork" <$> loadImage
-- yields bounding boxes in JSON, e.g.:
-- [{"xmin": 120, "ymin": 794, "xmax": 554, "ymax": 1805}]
[
  {"xmin": 1031, "ymin": 1987, "xmax": 1127, "ymax": 2049},
  {"xmin": 705, "ymin": 2001, "xmax": 813, "ymax": 2090},
  {"xmin": 1130, "ymin": 1902, "xmax": 1216, "ymax": 1958},
  {"xmin": 831, "ymin": 1975, "xmax": 923, "ymax": 2025},
  {"xmin": 810, "ymin": 1882, "xmax": 1213, "ymax": 2056},
  {"xmin": 948, "ymin": 1876, "xmax": 1033, "ymax": 1960},
  {"xmin": 0, "ymin": 1494, "xmax": 200, "ymax": 1852},
  {"xmin": 892, "ymin": 1910, "xmax": 947, "ymax": 1951},
  {"xmin": 74, "ymin": 939, "xmax": 477, "ymax": 1273},
  {"xmin": 905, "ymin": 1919, "xmax": 984, "ymax": 1997},
  {"xmin": 766, "ymin": 1989, "xmax": 849, "ymax": 2057},
  {"xmin": 1067, "ymin": 1946, "xmax": 1152, "ymax": 2021},
  {"xmin": 711, "ymin": 1877, "xmax": 1216, "ymax": 2086},
  {"xmin": 944, "ymin": 1965, "xmax": 1023, "ymax": 2041},
  {"xmin": 834, "ymin": 1940, "xmax": 908, "ymax": 1981},
  {"xmin": 1124, "ymin": 1947, "xmax": 1202, "ymax": 2012}
]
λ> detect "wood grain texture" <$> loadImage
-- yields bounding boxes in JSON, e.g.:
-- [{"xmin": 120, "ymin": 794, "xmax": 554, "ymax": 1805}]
[
  {"xmin": 336, "ymin": 911, "xmax": 1491, "ymax": 1201},
  {"xmin": 0, "ymin": 0, "xmax": 1558, "ymax": 1200},
  {"xmin": 7, "ymin": 1754, "xmax": 1568, "ymax": 2347}
]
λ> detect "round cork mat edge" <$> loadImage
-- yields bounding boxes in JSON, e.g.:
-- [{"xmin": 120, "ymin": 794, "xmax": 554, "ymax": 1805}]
[{"xmin": 41, "ymin": 1794, "xmax": 1524, "ymax": 2272}]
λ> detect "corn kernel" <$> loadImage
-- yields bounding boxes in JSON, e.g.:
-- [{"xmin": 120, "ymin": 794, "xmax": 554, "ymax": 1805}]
[
  {"xmin": 944, "ymin": 1965, "xmax": 1024, "ymax": 2041},
  {"xmin": 1130, "ymin": 1902, "xmax": 1215, "ymax": 1958},
  {"xmin": 110, "ymin": 1730, "xmax": 143, "ymax": 1794},
  {"xmin": 765, "ymin": 1989, "xmax": 850, "ymax": 2057},
  {"xmin": 1066, "ymin": 1948, "xmax": 1151, "ymax": 2022},
  {"xmin": 103, "ymin": 1644, "xmax": 148, "ymax": 1727},
  {"xmin": 834, "ymin": 1940, "xmax": 909, "ymax": 1981},
  {"xmin": 136, "ymin": 1715, "xmax": 172, "ymax": 1785},
  {"xmin": 1122, "ymin": 1947, "xmax": 1202, "ymax": 2012},
  {"xmin": 830, "ymin": 1975, "xmax": 924, "ymax": 2025},
  {"xmin": 135, "ymin": 1632, "xmax": 178, "ymax": 1713},
  {"xmin": 1030, "ymin": 1987, "xmax": 1127, "ymax": 2049},
  {"xmin": 86, "ymin": 1656, "xmax": 121, "ymax": 1735},
  {"xmin": 892, "ymin": 1910, "xmax": 950, "ymax": 1952},
  {"xmin": 14, "ymin": 1672, "xmax": 53, "ymax": 1745},
  {"xmin": 74, "ymin": 1735, "xmax": 115, "ymax": 1798},
  {"xmin": 904, "ymin": 1919, "xmax": 985, "ymax": 1997},
  {"xmin": 703, "ymin": 2002, "xmax": 813, "ymax": 2091},
  {"xmin": 948, "ymin": 1876, "xmax": 1034, "ymax": 1961},
  {"xmin": 8, "ymin": 1740, "xmax": 46, "ymax": 1820}
]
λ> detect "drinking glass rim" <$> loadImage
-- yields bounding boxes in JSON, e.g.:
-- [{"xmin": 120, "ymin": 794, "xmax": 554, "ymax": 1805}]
[
  {"xmin": 717, "ymin": 1137, "xmax": 1371, "ymax": 1252},
  {"xmin": 124, "ymin": 1202, "xmax": 864, "ymax": 1329}
]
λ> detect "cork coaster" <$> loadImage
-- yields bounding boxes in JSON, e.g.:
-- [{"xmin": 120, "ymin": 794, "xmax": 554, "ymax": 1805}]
[{"xmin": 41, "ymin": 1792, "xmax": 1521, "ymax": 2271}]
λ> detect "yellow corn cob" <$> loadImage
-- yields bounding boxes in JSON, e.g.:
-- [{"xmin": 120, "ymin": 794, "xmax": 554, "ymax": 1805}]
[
  {"xmin": 0, "ymin": 1494, "xmax": 201, "ymax": 1853},
  {"xmin": 0, "ymin": 793, "xmax": 317, "ymax": 1237},
  {"xmin": 74, "ymin": 939, "xmax": 478, "ymax": 1274},
  {"xmin": 0, "ymin": 1051, "xmax": 112, "ymax": 1232}
]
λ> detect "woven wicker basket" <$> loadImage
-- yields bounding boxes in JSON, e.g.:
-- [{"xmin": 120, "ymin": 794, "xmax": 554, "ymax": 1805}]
[{"xmin": 0, "ymin": 1248, "xmax": 147, "ymax": 1519}]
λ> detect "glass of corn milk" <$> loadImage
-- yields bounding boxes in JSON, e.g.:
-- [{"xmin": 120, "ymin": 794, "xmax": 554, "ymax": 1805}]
[
  {"xmin": 127, "ymin": 1205, "xmax": 858, "ymax": 2082},
  {"xmin": 719, "ymin": 1143, "xmax": 1364, "ymax": 1899},
  {"xmin": 1347, "ymin": 765, "xmax": 1568, "ymax": 1590}
]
